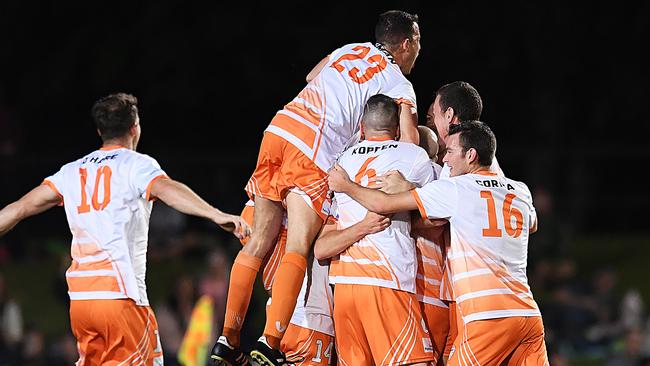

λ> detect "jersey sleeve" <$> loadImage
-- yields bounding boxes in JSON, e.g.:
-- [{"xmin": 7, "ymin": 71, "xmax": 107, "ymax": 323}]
[
  {"xmin": 131, "ymin": 155, "xmax": 167, "ymax": 200},
  {"xmin": 411, "ymin": 178, "xmax": 458, "ymax": 220},
  {"xmin": 385, "ymin": 80, "xmax": 417, "ymax": 108},
  {"xmin": 42, "ymin": 166, "xmax": 65, "ymax": 204},
  {"xmin": 406, "ymin": 149, "xmax": 436, "ymax": 187}
]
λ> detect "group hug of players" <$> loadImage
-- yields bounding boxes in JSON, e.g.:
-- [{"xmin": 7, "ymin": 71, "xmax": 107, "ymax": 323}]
[{"xmin": 0, "ymin": 9, "xmax": 548, "ymax": 366}]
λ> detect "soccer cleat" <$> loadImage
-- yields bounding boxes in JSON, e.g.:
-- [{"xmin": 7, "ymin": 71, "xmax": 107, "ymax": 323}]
[
  {"xmin": 249, "ymin": 336, "xmax": 289, "ymax": 366},
  {"xmin": 210, "ymin": 336, "xmax": 250, "ymax": 366}
]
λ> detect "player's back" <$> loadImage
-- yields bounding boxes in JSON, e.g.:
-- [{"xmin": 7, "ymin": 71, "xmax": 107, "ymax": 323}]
[
  {"xmin": 267, "ymin": 42, "xmax": 416, "ymax": 172},
  {"xmin": 329, "ymin": 139, "xmax": 433, "ymax": 293},
  {"xmin": 418, "ymin": 172, "xmax": 540, "ymax": 323},
  {"xmin": 44, "ymin": 146, "xmax": 166, "ymax": 305}
]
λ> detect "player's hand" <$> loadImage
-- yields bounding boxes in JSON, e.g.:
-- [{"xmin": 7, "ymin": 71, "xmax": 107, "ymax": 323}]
[
  {"xmin": 327, "ymin": 164, "xmax": 352, "ymax": 192},
  {"xmin": 370, "ymin": 170, "xmax": 415, "ymax": 194},
  {"xmin": 213, "ymin": 213, "xmax": 251, "ymax": 240},
  {"xmin": 359, "ymin": 211, "xmax": 391, "ymax": 235}
]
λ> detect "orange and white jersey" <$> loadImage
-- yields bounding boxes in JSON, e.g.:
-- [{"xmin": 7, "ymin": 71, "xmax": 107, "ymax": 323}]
[
  {"xmin": 243, "ymin": 200, "xmax": 334, "ymax": 336},
  {"xmin": 43, "ymin": 146, "xmax": 167, "ymax": 305},
  {"xmin": 267, "ymin": 42, "xmax": 417, "ymax": 172},
  {"xmin": 412, "ymin": 171, "xmax": 540, "ymax": 324},
  {"xmin": 413, "ymin": 229, "xmax": 448, "ymax": 308},
  {"xmin": 329, "ymin": 139, "xmax": 435, "ymax": 293},
  {"xmin": 290, "ymin": 256, "xmax": 335, "ymax": 337}
]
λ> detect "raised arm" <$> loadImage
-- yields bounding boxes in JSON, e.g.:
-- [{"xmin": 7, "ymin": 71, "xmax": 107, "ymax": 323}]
[
  {"xmin": 149, "ymin": 178, "xmax": 249, "ymax": 239},
  {"xmin": 0, "ymin": 184, "xmax": 62, "ymax": 237},
  {"xmin": 397, "ymin": 103, "xmax": 419, "ymax": 144},
  {"xmin": 306, "ymin": 55, "xmax": 330, "ymax": 83},
  {"xmin": 327, "ymin": 165, "xmax": 418, "ymax": 214},
  {"xmin": 314, "ymin": 212, "xmax": 390, "ymax": 260}
]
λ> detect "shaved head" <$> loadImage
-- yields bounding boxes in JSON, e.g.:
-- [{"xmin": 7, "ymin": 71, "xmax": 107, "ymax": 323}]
[{"xmin": 362, "ymin": 94, "xmax": 399, "ymax": 133}]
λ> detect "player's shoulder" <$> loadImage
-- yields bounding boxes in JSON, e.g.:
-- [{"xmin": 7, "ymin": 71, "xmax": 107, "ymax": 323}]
[{"xmin": 395, "ymin": 141, "xmax": 429, "ymax": 158}]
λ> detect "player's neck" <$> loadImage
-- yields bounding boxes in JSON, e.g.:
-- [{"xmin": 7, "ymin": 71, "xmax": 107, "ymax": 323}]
[
  {"xmin": 101, "ymin": 138, "xmax": 133, "ymax": 151},
  {"xmin": 364, "ymin": 132, "xmax": 395, "ymax": 142}
]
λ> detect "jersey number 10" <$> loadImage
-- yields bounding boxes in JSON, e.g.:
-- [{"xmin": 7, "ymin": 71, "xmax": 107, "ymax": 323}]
[
  {"xmin": 77, "ymin": 166, "xmax": 112, "ymax": 214},
  {"xmin": 480, "ymin": 191, "xmax": 523, "ymax": 238}
]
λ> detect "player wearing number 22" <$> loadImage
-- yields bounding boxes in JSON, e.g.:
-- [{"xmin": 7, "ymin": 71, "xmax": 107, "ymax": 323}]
[
  {"xmin": 328, "ymin": 121, "xmax": 549, "ymax": 365},
  {"xmin": 0, "ymin": 93, "xmax": 248, "ymax": 366},
  {"xmin": 212, "ymin": 9, "xmax": 422, "ymax": 366}
]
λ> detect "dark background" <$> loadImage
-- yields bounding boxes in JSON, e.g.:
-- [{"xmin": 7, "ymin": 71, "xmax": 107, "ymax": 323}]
[
  {"xmin": 1, "ymin": 1, "xmax": 650, "ymax": 365},
  {"xmin": 2, "ymin": 1, "xmax": 649, "ymax": 234}
]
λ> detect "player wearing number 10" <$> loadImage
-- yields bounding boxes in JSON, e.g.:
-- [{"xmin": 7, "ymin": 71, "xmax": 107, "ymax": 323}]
[
  {"xmin": 211, "ymin": 10, "xmax": 422, "ymax": 366},
  {"xmin": 328, "ymin": 121, "xmax": 549, "ymax": 365},
  {"xmin": 0, "ymin": 93, "xmax": 248, "ymax": 366}
]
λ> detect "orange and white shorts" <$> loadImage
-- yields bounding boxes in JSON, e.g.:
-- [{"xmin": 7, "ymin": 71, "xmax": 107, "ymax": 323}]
[
  {"xmin": 448, "ymin": 316, "xmax": 548, "ymax": 366},
  {"xmin": 281, "ymin": 323, "xmax": 336, "ymax": 366},
  {"xmin": 334, "ymin": 284, "xmax": 436, "ymax": 366},
  {"xmin": 239, "ymin": 203, "xmax": 287, "ymax": 292},
  {"xmin": 245, "ymin": 128, "xmax": 330, "ymax": 220},
  {"xmin": 421, "ymin": 302, "xmax": 450, "ymax": 363},
  {"xmin": 70, "ymin": 299, "xmax": 163, "ymax": 366}
]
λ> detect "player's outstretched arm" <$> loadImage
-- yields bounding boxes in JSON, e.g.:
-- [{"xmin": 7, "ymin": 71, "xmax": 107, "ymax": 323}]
[
  {"xmin": 314, "ymin": 212, "xmax": 390, "ymax": 260},
  {"xmin": 327, "ymin": 164, "xmax": 418, "ymax": 214},
  {"xmin": 149, "ymin": 178, "xmax": 250, "ymax": 239},
  {"xmin": 398, "ymin": 103, "xmax": 419, "ymax": 144},
  {"xmin": 0, "ymin": 185, "xmax": 62, "ymax": 237}
]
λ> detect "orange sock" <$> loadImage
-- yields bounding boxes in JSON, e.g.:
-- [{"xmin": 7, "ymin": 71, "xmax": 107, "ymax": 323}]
[
  {"xmin": 222, "ymin": 251, "xmax": 262, "ymax": 347},
  {"xmin": 263, "ymin": 252, "xmax": 307, "ymax": 349}
]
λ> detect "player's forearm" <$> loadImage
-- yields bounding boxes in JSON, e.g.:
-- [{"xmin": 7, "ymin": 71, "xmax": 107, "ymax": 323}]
[
  {"xmin": 398, "ymin": 104, "xmax": 419, "ymax": 144},
  {"xmin": 399, "ymin": 125, "xmax": 419, "ymax": 144},
  {"xmin": 154, "ymin": 179, "xmax": 220, "ymax": 221},
  {"xmin": 0, "ymin": 202, "xmax": 23, "ymax": 237},
  {"xmin": 314, "ymin": 223, "xmax": 370, "ymax": 260}
]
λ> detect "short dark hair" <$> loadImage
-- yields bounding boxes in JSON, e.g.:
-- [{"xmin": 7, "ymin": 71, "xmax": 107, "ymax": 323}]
[
  {"xmin": 375, "ymin": 10, "xmax": 419, "ymax": 48},
  {"xmin": 363, "ymin": 94, "xmax": 399, "ymax": 131},
  {"xmin": 436, "ymin": 81, "xmax": 483, "ymax": 122},
  {"xmin": 448, "ymin": 120, "xmax": 496, "ymax": 167},
  {"xmin": 91, "ymin": 93, "xmax": 139, "ymax": 141}
]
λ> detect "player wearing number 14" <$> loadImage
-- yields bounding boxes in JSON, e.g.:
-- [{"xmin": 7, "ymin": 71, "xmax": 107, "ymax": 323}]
[
  {"xmin": 212, "ymin": 10, "xmax": 422, "ymax": 366},
  {"xmin": 0, "ymin": 93, "xmax": 248, "ymax": 366}
]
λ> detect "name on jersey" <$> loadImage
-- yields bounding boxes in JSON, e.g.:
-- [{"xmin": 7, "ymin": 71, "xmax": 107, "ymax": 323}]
[
  {"xmin": 82, "ymin": 153, "xmax": 119, "ymax": 165},
  {"xmin": 351, "ymin": 144, "xmax": 398, "ymax": 155},
  {"xmin": 476, "ymin": 179, "xmax": 515, "ymax": 190}
]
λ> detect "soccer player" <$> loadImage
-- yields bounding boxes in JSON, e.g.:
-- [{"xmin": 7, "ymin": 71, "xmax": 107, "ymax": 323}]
[
  {"xmin": 0, "ymin": 93, "xmax": 248, "ymax": 366},
  {"xmin": 328, "ymin": 120, "xmax": 548, "ymax": 365},
  {"xmin": 234, "ymin": 201, "xmax": 336, "ymax": 366},
  {"xmin": 322, "ymin": 94, "xmax": 437, "ymax": 365},
  {"xmin": 212, "ymin": 10, "xmax": 423, "ymax": 366}
]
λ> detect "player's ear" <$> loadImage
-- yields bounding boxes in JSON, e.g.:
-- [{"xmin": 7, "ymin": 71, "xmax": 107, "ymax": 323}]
[
  {"xmin": 400, "ymin": 37, "xmax": 410, "ymax": 52},
  {"xmin": 444, "ymin": 107, "xmax": 455, "ymax": 122},
  {"xmin": 466, "ymin": 148, "xmax": 478, "ymax": 163}
]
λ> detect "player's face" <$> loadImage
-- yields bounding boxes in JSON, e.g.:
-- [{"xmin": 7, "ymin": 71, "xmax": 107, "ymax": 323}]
[
  {"xmin": 403, "ymin": 23, "xmax": 421, "ymax": 75},
  {"xmin": 442, "ymin": 133, "xmax": 469, "ymax": 177}
]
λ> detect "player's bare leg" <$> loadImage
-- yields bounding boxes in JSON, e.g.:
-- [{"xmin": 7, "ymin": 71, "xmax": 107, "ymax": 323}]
[
  {"xmin": 250, "ymin": 191, "xmax": 324, "ymax": 366},
  {"xmin": 211, "ymin": 196, "xmax": 284, "ymax": 365}
]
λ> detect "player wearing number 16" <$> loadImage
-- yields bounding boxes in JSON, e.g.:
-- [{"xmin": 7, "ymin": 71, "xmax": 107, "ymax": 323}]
[
  {"xmin": 328, "ymin": 121, "xmax": 549, "ymax": 366},
  {"xmin": 211, "ymin": 10, "xmax": 422, "ymax": 366},
  {"xmin": 0, "ymin": 93, "xmax": 249, "ymax": 366}
]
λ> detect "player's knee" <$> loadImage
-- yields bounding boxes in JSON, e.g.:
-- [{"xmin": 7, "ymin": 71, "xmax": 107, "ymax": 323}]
[{"xmin": 241, "ymin": 236, "xmax": 275, "ymax": 257}]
